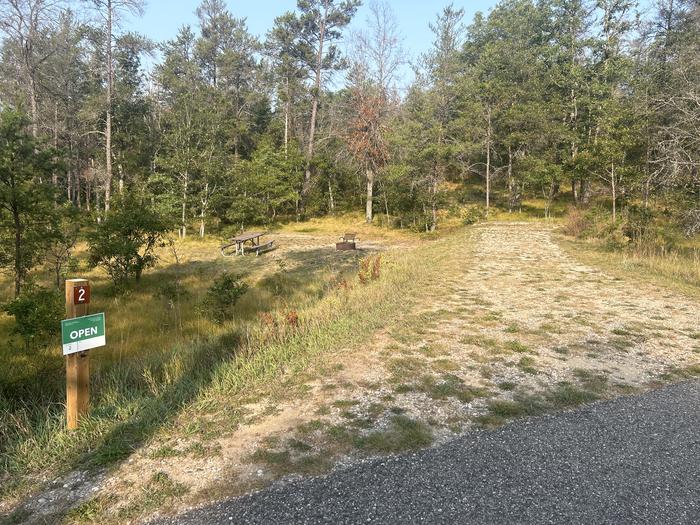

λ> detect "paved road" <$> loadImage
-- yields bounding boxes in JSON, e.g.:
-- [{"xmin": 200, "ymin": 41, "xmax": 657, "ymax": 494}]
[{"xmin": 156, "ymin": 381, "xmax": 700, "ymax": 525}]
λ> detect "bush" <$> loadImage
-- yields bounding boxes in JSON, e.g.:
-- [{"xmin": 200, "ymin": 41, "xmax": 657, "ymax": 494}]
[
  {"xmin": 200, "ymin": 273, "xmax": 249, "ymax": 324},
  {"xmin": 88, "ymin": 195, "xmax": 171, "ymax": 288},
  {"xmin": 3, "ymin": 285, "xmax": 63, "ymax": 349},
  {"xmin": 561, "ymin": 206, "xmax": 588, "ymax": 237},
  {"xmin": 460, "ymin": 205, "xmax": 487, "ymax": 225},
  {"xmin": 563, "ymin": 205, "xmax": 678, "ymax": 251},
  {"xmin": 621, "ymin": 205, "xmax": 653, "ymax": 243}
]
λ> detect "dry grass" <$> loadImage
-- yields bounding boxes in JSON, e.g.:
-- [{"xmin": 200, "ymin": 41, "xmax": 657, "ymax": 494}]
[
  {"xmin": 0, "ymin": 216, "xmax": 443, "ymax": 516},
  {"xmin": 558, "ymin": 236, "xmax": 700, "ymax": 297}
]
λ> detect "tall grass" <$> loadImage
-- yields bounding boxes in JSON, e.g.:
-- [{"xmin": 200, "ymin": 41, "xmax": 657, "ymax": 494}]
[
  {"xmin": 0, "ymin": 230, "xmax": 456, "ymax": 504},
  {"xmin": 621, "ymin": 243, "xmax": 700, "ymax": 287}
]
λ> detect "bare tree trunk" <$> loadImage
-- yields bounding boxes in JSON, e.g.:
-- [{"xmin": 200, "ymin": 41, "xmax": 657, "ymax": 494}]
[
  {"xmin": 384, "ymin": 191, "xmax": 390, "ymax": 222},
  {"xmin": 52, "ymin": 102, "xmax": 59, "ymax": 187},
  {"xmin": 328, "ymin": 178, "xmax": 335, "ymax": 213},
  {"xmin": 13, "ymin": 206, "xmax": 21, "ymax": 297},
  {"xmin": 180, "ymin": 172, "xmax": 188, "ymax": 239},
  {"xmin": 365, "ymin": 168, "xmax": 374, "ymax": 223},
  {"xmin": 430, "ymin": 176, "xmax": 438, "ymax": 232},
  {"xmin": 28, "ymin": 76, "xmax": 39, "ymax": 139},
  {"xmin": 284, "ymin": 77, "xmax": 290, "ymax": 158},
  {"xmin": 507, "ymin": 145, "xmax": 513, "ymax": 213},
  {"xmin": 104, "ymin": 0, "xmax": 114, "ymax": 212},
  {"xmin": 200, "ymin": 181, "xmax": 209, "ymax": 238},
  {"xmin": 611, "ymin": 162, "xmax": 616, "ymax": 222},
  {"xmin": 302, "ymin": 1, "xmax": 328, "ymax": 201},
  {"xmin": 485, "ymin": 105, "xmax": 492, "ymax": 215},
  {"xmin": 580, "ymin": 178, "xmax": 590, "ymax": 205}
]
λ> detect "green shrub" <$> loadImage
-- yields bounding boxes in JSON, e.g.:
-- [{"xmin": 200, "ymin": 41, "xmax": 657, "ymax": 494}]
[
  {"xmin": 87, "ymin": 195, "xmax": 171, "ymax": 288},
  {"xmin": 621, "ymin": 205, "xmax": 653, "ymax": 243},
  {"xmin": 3, "ymin": 285, "xmax": 63, "ymax": 349},
  {"xmin": 200, "ymin": 273, "xmax": 249, "ymax": 324}
]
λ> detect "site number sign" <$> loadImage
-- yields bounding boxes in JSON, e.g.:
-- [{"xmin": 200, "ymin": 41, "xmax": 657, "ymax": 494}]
[
  {"xmin": 73, "ymin": 284, "xmax": 90, "ymax": 304},
  {"xmin": 61, "ymin": 313, "xmax": 106, "ymax": 355}
]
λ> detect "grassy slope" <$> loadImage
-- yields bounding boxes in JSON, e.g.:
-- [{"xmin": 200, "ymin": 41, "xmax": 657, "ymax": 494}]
[{"xmin": 0, "ymin": 215, "xmax": 434, "ymax": 506}]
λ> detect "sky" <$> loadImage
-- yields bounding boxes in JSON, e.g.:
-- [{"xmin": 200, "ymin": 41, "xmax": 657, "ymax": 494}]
[{"xmin": 128, "ymin": 0, "xmax": 500, "ymax": 83}]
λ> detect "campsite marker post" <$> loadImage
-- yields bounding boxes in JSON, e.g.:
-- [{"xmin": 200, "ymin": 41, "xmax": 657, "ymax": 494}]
[{"xmin": 63, "ymin": 279, "xmax": 91, "ymax": 430}]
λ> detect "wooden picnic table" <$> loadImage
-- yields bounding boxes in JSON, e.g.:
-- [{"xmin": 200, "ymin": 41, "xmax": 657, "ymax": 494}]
[{"xmin": 221, "ymin": 232, "xmax": 275, "ymax": 257}]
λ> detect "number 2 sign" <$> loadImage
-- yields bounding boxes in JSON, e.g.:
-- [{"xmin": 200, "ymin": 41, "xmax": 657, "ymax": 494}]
[{"xmin": 73, "ymin": 285, "xmax": 90, "ymax": 305}]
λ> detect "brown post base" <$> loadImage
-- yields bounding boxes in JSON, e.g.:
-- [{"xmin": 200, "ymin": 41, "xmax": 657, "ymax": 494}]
[
  {"xmin": 66, "ymin": 352, "xmax": 89, "ymax": 430},
  {"xmin": 336, "ymin": 242, "xmax": 356, "ymax": 251}
]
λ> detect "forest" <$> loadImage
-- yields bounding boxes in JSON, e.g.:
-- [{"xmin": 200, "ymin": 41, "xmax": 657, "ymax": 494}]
[{"xmin": 0, "ymin": 0, "xmax": 698, "ymax": 299}]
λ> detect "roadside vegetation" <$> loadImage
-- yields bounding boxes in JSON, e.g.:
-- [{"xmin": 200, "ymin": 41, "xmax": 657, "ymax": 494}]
[{"xmin": 560, "ymin": 205, "xmax": 700, "ymax": 293}]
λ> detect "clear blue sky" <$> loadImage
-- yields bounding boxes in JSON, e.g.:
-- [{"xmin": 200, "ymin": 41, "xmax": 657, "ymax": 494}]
[{"xmin": 129, "ymin": 0, "xmax": 498, "ymax": 82}]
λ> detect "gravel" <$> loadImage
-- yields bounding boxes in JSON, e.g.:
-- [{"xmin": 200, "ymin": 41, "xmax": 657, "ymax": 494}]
[{"xmin": 154, "ymin": 380, "xmax": 700, "ymax": 525}]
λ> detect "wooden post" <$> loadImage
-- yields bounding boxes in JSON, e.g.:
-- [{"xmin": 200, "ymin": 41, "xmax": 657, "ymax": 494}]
[{"xmin": 65, "ymin": 279, "xmax": 90, "ymax": 430}]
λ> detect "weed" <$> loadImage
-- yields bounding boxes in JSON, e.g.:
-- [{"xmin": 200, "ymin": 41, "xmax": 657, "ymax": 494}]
[
  {"xmin": 288, "ymin": 439, "xmax": 313, "ymax": 452},
  {"xmin": 517, "ymin": 356, "xmax": 539, "ymax": 374},
  {"xmin": 297, "ymin": 419, "xmax": 325, "ymax": 435},
  {"xmin": 572, "ymin": 369, "xmax": 609, "ymax": 393},
  {"xmin": 325, "ymin": 425, "xmax": 359, "ymax": 446},
  {"xmin": 358, "ymin": 416, "xmax": 433, "ymax": 453},
  {"xmin": 416, "ymin": 374, "xmax": 490, "ymax": 403},
  {"xmin": 387, "ymin": 357, "xmax": 425, "ymax": 383},
  {"xmin": 610, "ymin": 338, "xmax": 635, "ymax": 351},
  {"xmin": 65, "ymin": 494, "xmax": 117, "ymax": 523},
  {"xmin": 150, "ymin": 446, "xmax": 181, "ymax": 459},
  {"xmin": 141, "ymin": 472, "xmax": 188, "ymax": 510},
  {"xmin": 505, "ymin": 340, "xmax": 534, "ymax": 354},
  {"xmin": 393, "ymin": 383, "xmax": 415, "ymax": 394},
  {"xmin": 546, "ymin": 383, "xmax": 599, "ymax": 408},
  {"xmin": 432, "ymin": 359, "xmax": 460, "ymax": 372},
  {"xmin": 660, "ymin": 364, "xmax": 700, "ymax": 380},
  {"xmin": 461, "ymin": 335, "xmax": 500, "ymax": 350},
  {"xmin": 251, "ymin": 448, "xmax": 290, "ymax": 466}
]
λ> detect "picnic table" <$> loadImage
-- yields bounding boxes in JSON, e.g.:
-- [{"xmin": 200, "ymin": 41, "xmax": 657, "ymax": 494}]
[{"xmin": 221, "ymin": 232, "xmax": 275, "ymax": 257}]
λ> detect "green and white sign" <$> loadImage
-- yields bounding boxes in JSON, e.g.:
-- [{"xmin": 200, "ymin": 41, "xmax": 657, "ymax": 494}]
[{"xmin": 61, "ymin": 313, "xmax": 106, "ymax": 355}]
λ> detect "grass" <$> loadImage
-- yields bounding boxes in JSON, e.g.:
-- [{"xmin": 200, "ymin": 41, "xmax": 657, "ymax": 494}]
[
  {"xmin": 516, "ymin": 356, "xmax": 539, "ymax": 375},
  {"xmin": 476, "ymin": 382, "xmax": 602, "ymax": 428},
  {"xmin": 357, "ymin": 415, "xmax": 433, "ymax": 453},
  {"xmin": 505, "ymin": 340, "xmax": 535, "ymax": 354},
  {"xmin": 65, "ymin": 471, "xmax": 189, "ymax": 524},
  {"xmin": 558, "ymin": 236, "xmax": 700, "ymax": 298},
  {"xmin": 415, "ymin": 374, "xmax": 491, "ymax": 403},
  {"xmin": 0, "ymin": 217, "xmax": 455, "ymax": 508}
]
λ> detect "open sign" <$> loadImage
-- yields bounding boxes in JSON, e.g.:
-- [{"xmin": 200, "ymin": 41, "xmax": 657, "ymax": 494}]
[{"xmin": 61, "ymin": 313, "xmax": 105, "ymax": 355}]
